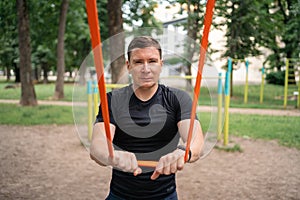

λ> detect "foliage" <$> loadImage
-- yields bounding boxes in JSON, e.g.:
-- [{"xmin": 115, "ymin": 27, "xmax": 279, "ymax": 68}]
[
  {"xmin": 216, "ymin": 0, "xmax": 262, "ymax": 60},
  {"xmin": 258, "ymin": 0, "xmax": 300, "ymax": 70},
  {"xmin": 30, "ymin": 1, "xmax": 60, "ymax": 75},
  {"xmin": 123, "ymin": 0, "xmax": 162, "ymax": 29},
  {"xmin": 265, "ymin": 71, "xmax": 285, "ymax": 85},
  {"xmin": 0, "ymin": 0, "xmax": 18, "ymax": 77}
]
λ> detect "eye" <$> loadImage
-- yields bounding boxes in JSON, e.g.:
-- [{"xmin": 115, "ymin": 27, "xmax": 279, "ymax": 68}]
[
  {"xmin": 149, "ymin": 59, "xmax": 158, "ymax": 63},
  {"xmin": 132, "ymin": 60, "xmax": 143, "ymax": 65}
]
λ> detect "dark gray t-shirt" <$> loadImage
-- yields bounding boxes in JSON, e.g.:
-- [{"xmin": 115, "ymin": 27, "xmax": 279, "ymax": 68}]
[{"xmin": 96, "ymin": 84, "xmax": 194, "ymax": 199}]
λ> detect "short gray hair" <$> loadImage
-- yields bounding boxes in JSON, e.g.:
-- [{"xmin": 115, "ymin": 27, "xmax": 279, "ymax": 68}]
[{"xmin": 127, "ymin": 36, "xmax": 162, "ymax": 61}]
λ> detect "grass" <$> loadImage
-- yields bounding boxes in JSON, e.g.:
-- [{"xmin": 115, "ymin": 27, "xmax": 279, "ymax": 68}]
[
  {"xmin": 198, "ymin": 83, "xmax": 299, "ymax": 109},
  {"xmin": 0, "ymin": 103, "xmax": 74, "ymax": 125},
  {"xmin": 0, "ymin": 82, "xmax": 75, "ymax": 101},
  {"xmin": 198, "ymin": 110, "xmax": 300, "ymax": 150},
  {"xmin": 229, "ymin": 113, "xmax": 300, "ymax": 150},
  {"xmin": 0, "ymin": 81, "xmax": 299, "ymax": 150},
  {"xmin": 1, "ymin": 80, "xmax": 298, "ymax": 109}
]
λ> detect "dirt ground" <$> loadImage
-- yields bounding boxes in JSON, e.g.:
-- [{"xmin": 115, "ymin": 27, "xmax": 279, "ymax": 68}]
[{"xmin": 0, "ymin": 124, "xmax": 299, "ymax": 200}]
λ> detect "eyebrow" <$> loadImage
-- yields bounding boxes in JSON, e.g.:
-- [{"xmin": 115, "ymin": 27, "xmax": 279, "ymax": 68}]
[{"xmin": 132, "ymin": 57, "xmax": 159, "ymax": 61}]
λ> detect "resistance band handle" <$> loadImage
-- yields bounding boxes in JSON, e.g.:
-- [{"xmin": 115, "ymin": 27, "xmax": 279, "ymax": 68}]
[
  {"xmin": 137, "ymin": 147, "xmax": 191, "ymax": 168},
  {"xmin": 137, "ymin": 160, "xmax": 158, "ymax": 168}
]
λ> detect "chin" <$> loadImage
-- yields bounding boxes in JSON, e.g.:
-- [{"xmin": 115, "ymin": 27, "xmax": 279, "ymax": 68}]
[{"xmin": 137, "ymin": 82, "xmax": 156, "ymax": 89}]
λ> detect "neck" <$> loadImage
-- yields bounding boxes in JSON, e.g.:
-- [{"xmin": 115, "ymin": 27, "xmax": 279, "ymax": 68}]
[{"xmin": 132, "ymin": 83, "xmax": 158, "ymax": 101}]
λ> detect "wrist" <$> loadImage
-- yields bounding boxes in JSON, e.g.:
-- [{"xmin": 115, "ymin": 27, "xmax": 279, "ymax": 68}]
[{"xmin": 177, "ymin": 145, "xmax": 192, "ymax": 162}]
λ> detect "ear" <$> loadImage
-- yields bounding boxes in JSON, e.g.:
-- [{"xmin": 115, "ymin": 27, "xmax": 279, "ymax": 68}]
[
  {"xmin": 160, "ymin": 59, "xmax": 163, "ymax": 72},
  {"xmin": 126, "ymin": 60, "xmax": 131, "ymax": 74}
]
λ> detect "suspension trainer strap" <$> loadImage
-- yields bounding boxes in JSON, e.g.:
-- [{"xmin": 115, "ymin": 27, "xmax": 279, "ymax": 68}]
[
  {"xmin": 184, "ymin": 0, "xmax": 216, "ymax": 162},
  {"xmin": 85, "ymin": 0, "xmax": 114, "ymax": 158}
]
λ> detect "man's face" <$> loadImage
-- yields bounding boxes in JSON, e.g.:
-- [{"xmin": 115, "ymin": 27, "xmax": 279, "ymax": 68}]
[{"xmin": 127, "ymin": 47, "xmax": 163, "ymax": 89}]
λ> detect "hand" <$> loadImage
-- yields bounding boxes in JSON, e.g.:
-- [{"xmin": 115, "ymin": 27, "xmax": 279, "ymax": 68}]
[
  {"xmin": 151, "ymin": 149, "xmax": 185, "ymax": 180},
  {"xmin": 108, "ymin": 150, "xmax": 142, "ymax": 176}
]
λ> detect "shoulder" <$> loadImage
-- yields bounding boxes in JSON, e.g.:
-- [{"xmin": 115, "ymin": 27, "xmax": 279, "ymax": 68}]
[
  {"xmin": 110, "ymin": 85, "xmax": 132, "ymax": 96},
  {"xmin": 159, "ymin": 84, "xmax": 190, "ymax": 100}
]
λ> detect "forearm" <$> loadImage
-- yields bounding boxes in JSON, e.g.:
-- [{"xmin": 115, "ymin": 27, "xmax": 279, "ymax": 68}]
[
  {"xmin": 90, "ymin": 123, "xmax": 114, "ymax": 166},
  {"xmin": 90, "ymin": 123, "xmax": 142, "ymax": 175},
  {"xmin": 178, "ymin": 119, "xmax": 204, "ymax": 163}
]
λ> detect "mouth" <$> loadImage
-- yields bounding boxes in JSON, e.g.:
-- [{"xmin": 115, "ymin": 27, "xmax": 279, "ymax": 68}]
[{"xmin": 140, "ymin": 77, "xmax": 152, "ymax": 82}]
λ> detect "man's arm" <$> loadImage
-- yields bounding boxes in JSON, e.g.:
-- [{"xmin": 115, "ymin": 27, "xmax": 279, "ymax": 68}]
[
  {"xmin": 150, "ymin": 119, "xmax": 203, "ymax": 180},
  {"xmin": 177, "ymin": 119, "xmax": 204, "ymax": 163},
  {"xmin": 90, "ymin": 122, "xmax": 142, "ymax": 175},
  {"xmin": 90, "ymin": 122, "xmax": 116, "ymax": 166}
]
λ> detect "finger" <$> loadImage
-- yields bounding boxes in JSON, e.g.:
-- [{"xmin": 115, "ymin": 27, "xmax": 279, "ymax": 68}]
[
  {"xmin": 163, "ymin": 160, "xmax": 171, "ymax": 175},
  {"xmin": 151, "ymin": 161, "xmax": 164, "ymax": 180},
  {"xmin": 130, "ymin": 153, "xmax": 141, "ymax": 175},
  {"xmin": 177, "ymin": 156, "xmax": 185, "ymax": 171},
  {"xmin": 133, "ymin": 167, "xmax": 142, "ymax": 176},
  {"xmin": 170, "ymin": 160, "xmax": 177, "ymax": 174},
  {"xmin": 150, "ymin": 170, "xmax": 161, "ymax": 180}
]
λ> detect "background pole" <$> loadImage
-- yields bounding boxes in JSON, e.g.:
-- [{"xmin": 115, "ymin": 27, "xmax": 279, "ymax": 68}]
[
  {"xmin": 217, "ymin": 72, "xmax": 223, "ymax": 141},
  {"xmin": 244, "ymin": 60, "xmax": 249, "ymax": 104},
  {"xmin": 283, "ymin": 58, "xmax": 289, "ymax": 108},
  {"xmin": 87, "ymin": 80, "xmax": 93, "ymax": 141},
  {"xmin": 260, "ymin": 66, "xmax": 265, "ymax": 104},
  {"xmin": 224, "ymin": 58, "xmax": 232, "ymax": 146}
]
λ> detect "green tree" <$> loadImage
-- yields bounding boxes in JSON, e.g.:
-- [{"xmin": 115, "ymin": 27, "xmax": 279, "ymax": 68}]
[
  {"xmin": 250, "ymin": 0, "xmax": 299, "ymax": 84},
  {"xmin": 30, "ymin": 1, "xmax": 60, "ymax": 83},
  {"xmin": 65, "ymin": 1, "xmax": 91, "ymax": 72},
  {"xmin": 0, "ymin": 0, "xmax": 18, "ymax": 82},
  {"xmin": 216, "ymin": 0, "xmax": 263, "ymax": 95},
  {"xmin": 123, "ymin": 0, "xmax": 162, "ymax": 30}
]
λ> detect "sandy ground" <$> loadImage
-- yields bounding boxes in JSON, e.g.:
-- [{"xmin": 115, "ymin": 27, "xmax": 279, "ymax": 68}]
[{"xmin": 0, "ymin": 124, "xmax": 299, "ymax": 200}]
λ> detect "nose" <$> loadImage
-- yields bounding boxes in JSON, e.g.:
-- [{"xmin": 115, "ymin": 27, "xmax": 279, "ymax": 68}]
[{"xmin": 142, "ymin": 62, "xmax": 151, "ymax": 72}]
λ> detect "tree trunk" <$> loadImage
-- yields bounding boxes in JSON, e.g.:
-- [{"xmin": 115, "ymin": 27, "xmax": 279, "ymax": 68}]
[
  {"xmin": 14, "ymin": 63, "xmax": 20, "ymax": 83},
  {"xmin": 17, "ymin": 0, "xmax": 37, "ymax": 106},
  {"xmin": 6, "ymin": 66, "xmax": 11, "ymax": 81},
  {"xmin": 54, "ymin": 0, "xmax": 69, "ymax": 99},
  {"xmin": 42, "ymin": 62, "xmax": 49, "ymax": 84},
  {"xmin": 107, "ymin": 0, "xmax": 127, "ymax": 84},
  {"xmin": 185, "ymin": 0, "xmax": 201, "ymax": 92}
]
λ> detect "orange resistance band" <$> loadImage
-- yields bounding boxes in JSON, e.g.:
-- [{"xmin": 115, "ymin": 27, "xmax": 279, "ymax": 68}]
[
  {"xmin": 85, "ymin": 0, "xmax": 216, "ymax": 167},
  {"xmin": 184, "ymin": 0, "xmax": 216, "ymax": 162},
  {"xmin": 85, "ymin": 0, "xmax": 114, "ymax": 158}
]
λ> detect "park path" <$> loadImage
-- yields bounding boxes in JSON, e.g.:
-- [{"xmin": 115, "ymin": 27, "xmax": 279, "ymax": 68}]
[{"xmin": 1, "ymin": 99, "xmax": 300, "ymax": 117}]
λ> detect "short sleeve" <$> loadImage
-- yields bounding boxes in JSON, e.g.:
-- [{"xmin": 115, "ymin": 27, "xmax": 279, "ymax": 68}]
[
  {"xmin": 94, "ymin": 92, "xmax": 116, "ymax": 125},
  {"xmin": 169, "ymin": 88, "xmax": 197, "ymax": 122}
]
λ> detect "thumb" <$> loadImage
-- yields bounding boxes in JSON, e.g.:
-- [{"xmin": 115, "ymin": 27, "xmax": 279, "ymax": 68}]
[
  {"xmin": 150, "ymin": 170, "xmax": 160, "ymax": 180},
  {"xmin": 133, "ymin": 167, "xmax": 142, "ymax": 176}
]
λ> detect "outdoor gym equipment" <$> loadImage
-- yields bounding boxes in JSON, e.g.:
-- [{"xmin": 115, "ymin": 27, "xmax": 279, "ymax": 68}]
[
  {"xmin": 283, "ymin": 58, "xmax": 300, "ymax": 108},
  {"xmin": 223, "ymin": 58, "xmax": 232, "ymax": 146}
]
